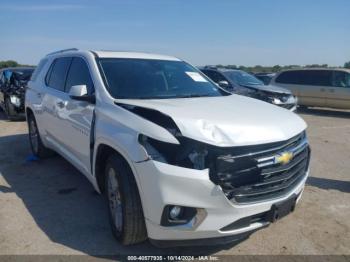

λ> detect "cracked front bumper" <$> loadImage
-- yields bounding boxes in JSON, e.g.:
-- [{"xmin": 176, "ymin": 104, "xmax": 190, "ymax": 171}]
[{"xmin": 133, "ymin": 160, "xmax": 308, "ymax": 242}]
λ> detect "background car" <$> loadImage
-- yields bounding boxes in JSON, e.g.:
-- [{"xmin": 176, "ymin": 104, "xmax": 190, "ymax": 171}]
[
  {"xmin": 254, "ymin": 72, "xmax": 276, "ymax": 85},
  {"xmin": 0, "ymin": 67, "xmax": 35, "ymax": 120},
  {"xmin": 200, "ymin": 66, "xmax": 297, "ymax": 111},
  {"xmin": 270, "ymin": 68, "xmax": 350, "ymax": 109}
]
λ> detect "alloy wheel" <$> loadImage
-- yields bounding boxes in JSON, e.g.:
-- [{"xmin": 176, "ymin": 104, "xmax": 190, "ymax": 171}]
[{"xmin": 107, "ymin": 167, "xmax": 123, "ymax": 232}]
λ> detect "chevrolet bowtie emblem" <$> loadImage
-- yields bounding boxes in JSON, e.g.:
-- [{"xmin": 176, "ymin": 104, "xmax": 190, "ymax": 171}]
[{"xmin": 275, "ymin": 152, "xmax": 294, "ymax": 165}]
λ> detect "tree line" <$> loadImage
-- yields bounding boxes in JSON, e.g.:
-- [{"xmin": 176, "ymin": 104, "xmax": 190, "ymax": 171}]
[
  {"xmin": 213, "ymin": 62, "xmax": 350, "ymax": 73},
  {"xmin": 0, "ymin": 60, "xmax": 34, "ymax": 69}
]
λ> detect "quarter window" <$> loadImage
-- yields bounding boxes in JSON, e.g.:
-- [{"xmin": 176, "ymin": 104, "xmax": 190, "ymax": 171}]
[
  {"xmin": 65, "ymin": 57, "xmax": 94, "ymax": 94},
  {"xmin": 31, "ymin": 59, "xmax": 47, "ymax": 81},
  {"xmin": 46, "ymin": 57, "xmax": 72, "ymax": 91}
]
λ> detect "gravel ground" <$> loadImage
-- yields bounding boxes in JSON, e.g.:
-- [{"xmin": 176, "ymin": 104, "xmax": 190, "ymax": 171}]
[{"xmin": 0, "ymin": 108, "xmax": 349, "ymax": 257}]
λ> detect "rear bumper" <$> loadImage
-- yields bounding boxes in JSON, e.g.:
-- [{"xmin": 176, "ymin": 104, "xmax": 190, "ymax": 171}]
[{"xmin": 133, "ymin": 160, "xmax": 308, "ymax": 243}]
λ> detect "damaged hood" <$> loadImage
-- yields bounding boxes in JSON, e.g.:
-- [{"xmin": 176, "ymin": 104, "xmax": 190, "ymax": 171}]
[{"xmin": 115, "ymin": 95, "xmax": 306, "ymax": 147}]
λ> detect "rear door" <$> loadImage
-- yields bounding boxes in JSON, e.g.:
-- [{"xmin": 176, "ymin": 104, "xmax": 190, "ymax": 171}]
[
  {"xmin": 326, "ymin": 70, "xmax": 350, "ymax": 109},
  {"xmin": 42, "ymin": 57, "xmax": 72, "ymax": 150}
]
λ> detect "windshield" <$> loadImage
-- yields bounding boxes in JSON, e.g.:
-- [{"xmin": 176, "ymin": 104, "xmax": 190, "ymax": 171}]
[
  {"xmin": 224, "ymin": 71, "xmax": 264, "ymax": 86},
  {"xmin": 99, "ymin": 58, "xmax": 228, "ymax": 99}
]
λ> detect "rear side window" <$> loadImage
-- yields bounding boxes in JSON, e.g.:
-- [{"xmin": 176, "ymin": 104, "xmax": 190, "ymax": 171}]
[
  {"xmin": 299, "ymin": 70, "xmax": 332, "ymax": 86},
  {"xmin": 65, "ymin": 57, "xmax": 94, "ymax": 94},
  {"xmin": 31, "ymin": 59, "xmax": 47, "ymax": 81},
  {"xmin": 46, "ymin": 57, "xmax": 72, "ymax": 91},
  {"xmin": 276, "ymin": 70, "xmax": 332, "ymax": 86}
]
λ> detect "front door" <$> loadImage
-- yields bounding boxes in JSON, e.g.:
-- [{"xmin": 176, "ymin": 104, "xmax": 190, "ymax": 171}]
[
  {"xmin": 297, "ymin": 70, "xmax": 331, "ymax": 107},
  {"xmin": 55, "ymin": 57, "xmax": 95, "ymax": 174}
]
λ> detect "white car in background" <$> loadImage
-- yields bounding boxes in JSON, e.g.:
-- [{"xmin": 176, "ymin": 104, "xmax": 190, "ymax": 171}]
[{"xmin": 25, "ymin": 49, "xmax": 310, "ymax": 247}]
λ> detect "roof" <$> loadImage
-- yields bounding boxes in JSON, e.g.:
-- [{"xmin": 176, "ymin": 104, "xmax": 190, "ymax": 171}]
[
  {"xmin": 281, "ymin": 67, "xmax": 350, "ymax": 72},
  {"xmin": 198, "ymin": 66, "xmax": 241, "ymax": 73},
  {"xmin": 93, "ymin": 51, "xmax": 181, "ymax": 61},
  {"xmin": 45, "ymin": 48, "xmax": 181, "ymax": 61}
]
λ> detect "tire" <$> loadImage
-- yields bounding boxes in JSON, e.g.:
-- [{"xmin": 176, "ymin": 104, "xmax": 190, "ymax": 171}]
[
  {"xmin": 27, "ymin": 114, "xmax": 54, "ymax": 158},
  {"xmin": 105, "ymin": 154, "xmax": 147, "ymax": 245}
]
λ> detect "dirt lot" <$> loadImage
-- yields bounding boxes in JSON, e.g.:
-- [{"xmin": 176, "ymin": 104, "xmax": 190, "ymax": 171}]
[{"xmin": 0, "ymin": 108, "xmax": 349, "ymax": 257}]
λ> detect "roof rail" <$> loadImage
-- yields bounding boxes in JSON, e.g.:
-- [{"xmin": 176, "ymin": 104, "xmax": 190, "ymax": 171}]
[{"xmin": 46, "ymin": 48, "xmax": 78, "ymax": 56}]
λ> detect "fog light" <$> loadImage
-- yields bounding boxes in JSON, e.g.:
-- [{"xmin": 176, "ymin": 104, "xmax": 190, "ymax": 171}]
[
  {"xmin": 169, "ymin": 206, "xmax": 182, "ymax": 220},
  {"xmin": 161, "ymin": 205, "xmax": 198, "ymax": 226}
]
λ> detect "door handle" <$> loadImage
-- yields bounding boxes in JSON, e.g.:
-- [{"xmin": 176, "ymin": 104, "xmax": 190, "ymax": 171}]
[
  {"xmin": 320, "ymin": 88, "xmax": 325, "ymax": 92},
  {"xmin": 329, "ymin": 89, "xmax": 335, "ymax": 93},
  {"xmin": 56, "ymin": 101, "xmax": 66, "ymax": 108},
  {"xmin": 36, "ymin": 92, "xmax": 42, "ymax": 98}
]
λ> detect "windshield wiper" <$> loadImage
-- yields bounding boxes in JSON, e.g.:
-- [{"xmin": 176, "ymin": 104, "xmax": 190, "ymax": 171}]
[
  {"xmin": 176, "ymin": 93, "xmax": 215, "ymax": 98},
  {"xmin": 116, "ymin": 93, "xmax": 216, "ymax": 99}
]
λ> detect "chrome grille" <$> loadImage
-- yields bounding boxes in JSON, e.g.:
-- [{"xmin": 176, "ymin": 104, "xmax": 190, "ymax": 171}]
[{"xmin": 210, "ymin": 132, "xmax": 310, "ymax": 204}]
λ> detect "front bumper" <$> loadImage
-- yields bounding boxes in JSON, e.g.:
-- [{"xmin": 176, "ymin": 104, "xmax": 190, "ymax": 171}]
[
  {"xmin": 276, "ymin": 103, "xmax": 297, "ymax": 112},
  {"xmin": 134, "ymin": 160, "xmax": 308, "ymax": 243}
]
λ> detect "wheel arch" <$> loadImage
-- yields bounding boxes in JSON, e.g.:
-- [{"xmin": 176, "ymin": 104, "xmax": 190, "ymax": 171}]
[
  {"xmin": 26, "ymin": 106, "xmax": 34, "ymax": 119},
  {"xmin": 94, "ymin": 143, "xmax": 143, "ymax": 194}
]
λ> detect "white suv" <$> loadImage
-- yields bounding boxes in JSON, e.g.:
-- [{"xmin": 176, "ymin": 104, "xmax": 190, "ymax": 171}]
[{"xmin": 26, "ymin": 49, "xmax": 310, "ymax": 247}]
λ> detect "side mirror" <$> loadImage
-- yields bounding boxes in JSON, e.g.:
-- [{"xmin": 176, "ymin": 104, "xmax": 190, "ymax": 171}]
[
  {"xmin": 69, "ymin": 85, "xmax": 95, "ymax": 103},
  {"xmin": 217, "ymin": 80, "xmax": 230, "ymax": 89}
]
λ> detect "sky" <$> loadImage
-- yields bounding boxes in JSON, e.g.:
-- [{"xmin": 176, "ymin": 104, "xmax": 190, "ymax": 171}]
[{"xmin": 0, "ymin": 0, "xmax": 349, "ymax": 66}]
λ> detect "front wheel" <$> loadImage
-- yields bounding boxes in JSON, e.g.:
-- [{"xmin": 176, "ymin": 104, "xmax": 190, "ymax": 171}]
[
  {"xmin": 27, "ymin": 114, "xmax": 54, "ymax": 158},
  {"xmin": 105, "ymin": 154, "xmax": 147, "ymax": 245}
]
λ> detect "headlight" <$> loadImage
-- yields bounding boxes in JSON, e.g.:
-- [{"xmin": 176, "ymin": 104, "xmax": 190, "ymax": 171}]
[
  {"xmin": 10, "ymin": 95, "xmax": 21, "ymax": 107},
  {"xmin": 271, "ymin": 97, "xmax": 282, "ymax": 105},
  {"xmin": 138, "ymin": 134, "xmax": 208, "ymax": 169}
]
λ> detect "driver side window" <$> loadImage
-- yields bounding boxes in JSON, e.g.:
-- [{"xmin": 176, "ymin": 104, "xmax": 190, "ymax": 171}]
[
  {"xmin": 65, "ymin": 57, "xmax": 94, "ymax": 95},
  {"xmin": 204, "ymin": 70, "xmax": 227, "ymax": 83}
]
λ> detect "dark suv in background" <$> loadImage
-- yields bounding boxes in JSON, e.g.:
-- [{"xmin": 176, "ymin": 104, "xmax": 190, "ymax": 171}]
[
  {"xmin": 200, "ymin": 66, "xmax": 297, "ymax": 111},
  {"xmin": 0, "ymin": 67, "xmax": 34, "ymax": 120}
]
